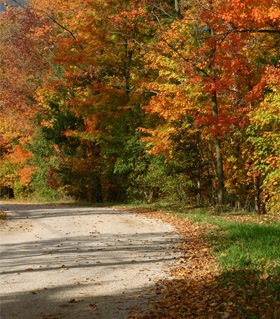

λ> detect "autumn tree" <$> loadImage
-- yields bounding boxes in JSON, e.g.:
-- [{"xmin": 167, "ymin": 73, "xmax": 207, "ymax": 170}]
[
  {"xmin": 0, "ymin": 7, "xmax": 54, "ymax": 197},
  {"xmin": 139, "ymin": 0, "xmax": 280, "ymax": 209},
  {"xmin": 1, "ymin": 0, "xmax": 279, "ymax": 211},
  {"xmin": 24, "ymin": 0, "xmax": 157, "ymax": 201}
]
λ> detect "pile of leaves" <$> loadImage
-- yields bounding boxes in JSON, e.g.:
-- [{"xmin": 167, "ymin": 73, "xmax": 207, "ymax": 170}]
[{"xmin": 128, "ymin": 208, "xmax": 280, "ymax": 319}]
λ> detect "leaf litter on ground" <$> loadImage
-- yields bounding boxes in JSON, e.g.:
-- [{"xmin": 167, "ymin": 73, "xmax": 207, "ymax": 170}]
[{"xmin": 126, "ymin": 208, "xmax": 280, "ymax": 319}]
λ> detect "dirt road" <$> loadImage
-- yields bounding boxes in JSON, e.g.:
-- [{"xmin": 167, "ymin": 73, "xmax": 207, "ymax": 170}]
[{"xmin": 0, "ymin": 203, "xmax": 181, "ymax": 319}]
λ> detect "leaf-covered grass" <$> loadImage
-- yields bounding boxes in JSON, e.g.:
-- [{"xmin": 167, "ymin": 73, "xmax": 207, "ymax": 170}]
[
  {"xmin": 173, "ymin": 208, "xmax": 280, "ymax": 275},
  {"xmin": 123, "ymin": 201, "xmax": 280, "ymax": 318},
  {"xmin": 130, "ymin": 201, "xmax": 280, "ymax": 271},
  {"xmin": 212, "ymin": 222, "xmax": 280, "ymax": 271},
  {"xmin": 2, "ymin": 199, "xmax": 279, "ymax": 317}
]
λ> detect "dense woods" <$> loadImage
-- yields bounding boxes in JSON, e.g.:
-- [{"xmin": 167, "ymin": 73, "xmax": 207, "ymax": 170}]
[{"xmin": 0, "ymin": 0, "xmax": 279, "ymax": 212}]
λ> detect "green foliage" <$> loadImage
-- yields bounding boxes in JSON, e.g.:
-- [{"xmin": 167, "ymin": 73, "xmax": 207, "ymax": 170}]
[
  {"xmin": 247, "ymin": 89, "xmax": 280, "ymax": 212},
  {"xmin": 1, "ymin": 2, "xmax": 280, "ymax": 211}
]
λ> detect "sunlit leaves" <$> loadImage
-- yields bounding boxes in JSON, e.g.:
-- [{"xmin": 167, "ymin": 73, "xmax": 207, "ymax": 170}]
[{"xmin": 1, "ymin": 0, "xmax": 279, "ymax": 209}]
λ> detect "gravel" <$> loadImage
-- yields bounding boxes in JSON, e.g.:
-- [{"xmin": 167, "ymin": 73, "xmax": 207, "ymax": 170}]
[{"xmin": 0, "ymin": 202, "xmax": 181, "ymax": 319}]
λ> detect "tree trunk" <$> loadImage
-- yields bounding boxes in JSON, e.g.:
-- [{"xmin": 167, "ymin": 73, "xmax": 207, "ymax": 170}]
[
  {"xmin": 175, "ymin": 0, "xmax": 180, "ymax": 17},
  {"xmin": 253, "ymin": 173, "xmax": 261, "ymax": 213},
  {"xmin": 211, "ymin": 88, "xmax": 224, "ymax": 205},
  {"xmin": 209, "ymin": 26, "xmax": 224, "ymax": 205}
]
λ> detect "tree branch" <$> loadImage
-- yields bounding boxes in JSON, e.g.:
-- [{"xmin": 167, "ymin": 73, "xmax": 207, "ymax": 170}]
[
  {"xmin": 10, "ymin": 0, "xmax": 76, "ymax": 40},
  {"xmin": 111, "ymin": 85, "xmax": 157, "ymax": 95},
  {"xmin": 45, "ymin": 13, "xmax": 76, "ymax": 40}
]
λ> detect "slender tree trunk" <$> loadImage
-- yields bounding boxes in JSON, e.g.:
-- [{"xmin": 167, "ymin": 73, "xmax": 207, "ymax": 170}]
[
  {"xmin": 209, "ymin": 27, "xmax": 224, "ymax": 205},
  {"xmin": 211, "ymin": 88, "xmax": 224, "ymax": 205},
  {"xmin": 175, "ymin": 0, "xmax": 180, "ymax": 17},
  {"xmin": 124, "ymin": 39, "xmax": 130, "ymax": 94},
  {"xmin": 196, "ymin": 180, "xmax": 201, "ymax": 206},
  {"xmin": 253, "ymin": 172, "xmax": 261, "ymax": 213}
]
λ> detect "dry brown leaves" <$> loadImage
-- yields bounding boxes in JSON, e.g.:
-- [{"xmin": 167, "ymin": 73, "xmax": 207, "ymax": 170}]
[
  {"xmin": 221, "ymin": 212, "xmax": 280, "ymax": 225},
  {"xmin": 127, "ymin": 208, "xmax": 280, "ymax": 319},
  {"xmin": 126, "ymin": 209, "xmax": 221, "ymax": 318},
  {"xmin": 0, "ymin": 210, "xmax": 7, "ymax": 225}
]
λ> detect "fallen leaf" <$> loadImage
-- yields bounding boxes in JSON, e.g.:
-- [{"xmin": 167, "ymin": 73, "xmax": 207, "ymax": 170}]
[
  {"xmin": 260, "ymin": 272, "xmax": 269, "ymax": 280},
  {"xmin": 68, "ymin": 299, "xmax": 77, "ymax": 303},
  {"xmin": 89, "ymin": 303, "xmax": 97, "ymax": 310}
]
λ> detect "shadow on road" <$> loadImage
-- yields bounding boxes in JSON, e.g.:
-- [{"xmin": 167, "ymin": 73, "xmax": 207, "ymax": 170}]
[
  {"xmin": 1, "ymin": 231, "xmax": 179, "ymax": 276},
  {"xmin": 0, "ymin": 203, "xmax": 181, "ymax": 319},
  {"xmin": 0, "ymin": 282, "xmax": 155, "ymax": 319},
  {"xmin": 0, "ymin": 203, "xmax": 132, "ymax": 221}
]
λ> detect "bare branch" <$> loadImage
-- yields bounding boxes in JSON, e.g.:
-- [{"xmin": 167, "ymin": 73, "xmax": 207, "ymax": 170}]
[
  {"xmin": 45, "ymin": 13, "xmax": 76, "ymax": 40},
  {"xmin": 10, "ymin": 0, "xmax": 76, "ymax": 40}
]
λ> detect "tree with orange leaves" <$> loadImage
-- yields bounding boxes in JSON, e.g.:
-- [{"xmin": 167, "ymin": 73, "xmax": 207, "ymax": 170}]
[
  {"xmin": 0, "ymin": 0, "xmax": 279, "ymax": 210},
  {"xmin": 140, "ymin": 0, "xmax": 280, "ymax": 208}
]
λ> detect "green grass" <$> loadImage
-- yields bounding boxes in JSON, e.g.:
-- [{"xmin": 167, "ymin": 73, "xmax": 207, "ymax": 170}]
[
  {"xmin": 3, "ymin": 198, "xmax": 280, "ymax": 274},
  {"xmin": 171, "ymin": 206, "xmax": 280, "ymax": 273},
  {"xmin": 173, "ymin": 209, "xmax": 280, "ymax": 274},
  {"xmin": 2, "ymin": 198, "xmax": 280, "ymax": 317},
  {"xmin": 212, "ymin": 222, "xmax": 280, "ymax": 271},
  {"xmin": 121, "ymin": 201, "xmax": 280, "ymax": 275},
  {"xmin": 122, "ymin": 201, "xmax": 280, "ymax": 317}
]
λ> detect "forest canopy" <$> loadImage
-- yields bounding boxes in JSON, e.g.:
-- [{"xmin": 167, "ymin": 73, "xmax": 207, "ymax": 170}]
[{"xmin": 0, "ymin": 0, "xmax": 279, "ymax": 212}]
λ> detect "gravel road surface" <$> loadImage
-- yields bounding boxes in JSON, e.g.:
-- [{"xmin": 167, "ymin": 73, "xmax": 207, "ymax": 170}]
[{"xmin": 0, "ymin": 203, "xmax": 181, "ymax": 319}]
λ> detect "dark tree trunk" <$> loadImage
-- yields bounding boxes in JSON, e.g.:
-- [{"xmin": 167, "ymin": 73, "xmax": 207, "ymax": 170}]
[{"xmin": 211, "ymin": 88, "xmax": 224, "ymax": 205}]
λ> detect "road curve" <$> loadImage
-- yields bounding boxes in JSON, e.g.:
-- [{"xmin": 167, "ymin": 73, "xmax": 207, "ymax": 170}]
[{"xmin": 0, "ymin": 203, "xmax": 181, "ymax": 319}]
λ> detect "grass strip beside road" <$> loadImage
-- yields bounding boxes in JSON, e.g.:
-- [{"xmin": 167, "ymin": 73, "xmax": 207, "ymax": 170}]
[
  {"xmin": 125, "ymin": 202, "xmax": 280, "ymax": 319},
  {"xmin": 1, "ymin": 199, "xmax": 279, "ymax": 318}
]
